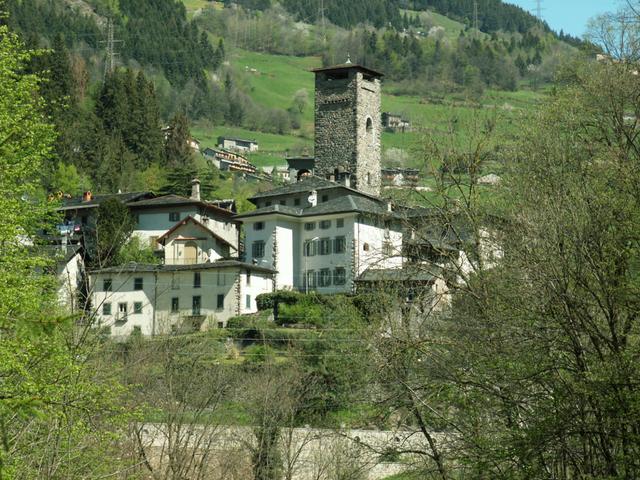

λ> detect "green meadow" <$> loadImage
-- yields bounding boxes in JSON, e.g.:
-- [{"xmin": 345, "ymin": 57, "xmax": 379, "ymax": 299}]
[{"xmin": 191, "ymin": 40, "xmax": 542, "ymax": 169}]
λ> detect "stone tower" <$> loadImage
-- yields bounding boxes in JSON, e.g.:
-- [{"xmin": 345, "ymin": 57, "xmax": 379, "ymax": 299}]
[{"xmin": 312, "ymin": 63, "xmax": 383, "ymax": 197}]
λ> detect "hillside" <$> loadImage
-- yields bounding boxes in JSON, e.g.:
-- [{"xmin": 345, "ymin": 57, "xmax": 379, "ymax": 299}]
[
  {"xmin": 1, "ymin": 0, "xmax": 566, "ymax": 199},
  {"xmin": 194, "ymin": 47, "xmax": 543, "ymax": 172}
]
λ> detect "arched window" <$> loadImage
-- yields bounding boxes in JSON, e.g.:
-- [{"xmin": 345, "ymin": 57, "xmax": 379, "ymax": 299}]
[
  {"xmin": 367, "ymin": 172, "xmax": 371, "ymax": 185},
  {"xmin": 366, "ymin": 117, "xmax": 373, "ymax": 133}
]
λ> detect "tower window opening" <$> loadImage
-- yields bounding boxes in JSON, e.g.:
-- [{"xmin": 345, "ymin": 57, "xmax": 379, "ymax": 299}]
[
  {"xmin": 366, "ymin": 117, "xmax": 373, "ymax": 133},
  {"xmin": 326, "ymin": 71, "xmax": 348, "ymax": 81}
]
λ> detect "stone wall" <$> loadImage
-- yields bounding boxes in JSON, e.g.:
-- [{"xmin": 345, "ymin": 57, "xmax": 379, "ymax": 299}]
[
  {"xmin": 314, "ymin": 69, "xmax": 381, "ymax": 197},
  {"xmin": 137, "ymin": 423, "xmax": 437, "ymax": 480}
]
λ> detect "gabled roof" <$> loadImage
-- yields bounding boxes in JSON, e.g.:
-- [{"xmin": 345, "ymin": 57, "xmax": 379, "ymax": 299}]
[
  {"xmin": 127, "ymin": 194, "xmax": 236, "ymax": 219},
  {"xmin": 236, "ymin": 204, "xmax": 303, "ymax": 219},
  {"xmin": 157, "ymin": 215, "xmax": 235, "ymax": 249},
  {"xmin": 250, "ymin": 176, "xmax": 379, "ymax": 202},
  {"xmin": 89, "ymin": 259, "xmax": 276, "ymax": 275},
  {"xmin": 235, "ymin": 194, "xmax": 399, "ymax": 220},
  {"xmin": 59, "ymin": 192, "xmax": 154, "ymax": 211}
]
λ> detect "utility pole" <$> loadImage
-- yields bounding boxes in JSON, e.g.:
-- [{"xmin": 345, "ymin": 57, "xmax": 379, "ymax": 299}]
[
  {"xmin": 473, "ymin": 0, "xmax": 479, "ymax": 31},
  {"xmin": 100, "ymin": 18, "xmax": 122, "ymax": 82},
  {"xmin": 535, "ymin": 0, "xmax": 543, "ymax": 21},
  {"xmin": 320, "ymin": 0, "xmax": 326, "ymax": 46}
]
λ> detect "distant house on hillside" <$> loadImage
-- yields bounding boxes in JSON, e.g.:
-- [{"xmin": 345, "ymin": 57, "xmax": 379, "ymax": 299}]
[
  {"xmin": 381, "ymin": 168, "xmax": 420, "ymax": 187},
  {"xmin": 382, "ymin": 112, "xmax": 411, "ymax": 132},
  {"xmin": 217, "ymin": 136, "xmax": 259, "ymax": 152},
  {"xmin": 203, "ymin": 147, "xmax": 257, "ymax": 174}
]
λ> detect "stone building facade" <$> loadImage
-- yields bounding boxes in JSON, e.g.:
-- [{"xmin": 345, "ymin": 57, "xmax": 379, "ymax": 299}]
[{"xmin": 312, "ymin": 64, "xmax": 383, "ymax": 197}]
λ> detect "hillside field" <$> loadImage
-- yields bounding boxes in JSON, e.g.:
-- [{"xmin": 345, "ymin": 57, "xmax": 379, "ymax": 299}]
[{"xmin": 193, "ymin": 47, "xmax": 542, "ymax": 169}]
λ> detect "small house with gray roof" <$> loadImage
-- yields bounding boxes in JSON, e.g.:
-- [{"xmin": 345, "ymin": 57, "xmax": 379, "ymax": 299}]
[{"xmin": 235, "ymin": 176, "xmax": 403, "ymax": 293}]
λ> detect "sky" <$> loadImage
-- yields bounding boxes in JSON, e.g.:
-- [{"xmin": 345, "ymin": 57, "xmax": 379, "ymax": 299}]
[{"xmin": 506, "ymin": 0, "xmax": 623, "ymax": 37}]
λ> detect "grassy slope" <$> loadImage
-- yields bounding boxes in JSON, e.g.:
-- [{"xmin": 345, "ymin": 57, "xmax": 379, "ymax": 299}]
[{"xmin": 194, "ymin": 47, "xmax": 541, "ymax": 169}]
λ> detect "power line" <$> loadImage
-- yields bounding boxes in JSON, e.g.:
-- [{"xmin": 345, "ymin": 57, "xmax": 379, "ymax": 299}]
[{"xmin": 99, "ymin": 17, "xmax": 123, "ymax": 82}]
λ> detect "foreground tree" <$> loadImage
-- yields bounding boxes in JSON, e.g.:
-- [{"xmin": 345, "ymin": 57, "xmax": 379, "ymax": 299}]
[
  {"xmin": 372, "ymin": 54, "xmax": 640, "ymax": 479},
  {"xmin": 0, "ymin": 24, "xmax": 128, "ymax": 478}
]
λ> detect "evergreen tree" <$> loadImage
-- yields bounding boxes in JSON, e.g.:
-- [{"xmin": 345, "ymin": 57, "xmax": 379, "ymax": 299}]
[{"xmin": 163, "ymin": 112, "xmax": 194, "ymax": 170}]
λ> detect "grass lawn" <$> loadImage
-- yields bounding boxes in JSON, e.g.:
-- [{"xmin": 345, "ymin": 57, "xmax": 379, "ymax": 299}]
[
  {"xmin": 231, "ymin": 48, "xmax": 322, "ymax": 127},
  {"xmin": 181, "ymin": 0, "xmax": 221, "ymax": 18}
]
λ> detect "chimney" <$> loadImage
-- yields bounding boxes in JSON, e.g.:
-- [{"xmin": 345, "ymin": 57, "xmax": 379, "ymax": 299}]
[
  {"xmin": 342, "ymin": 173, "xmax": 351, "ymax": 188},
  {"xmin": 82, "ymin": 191, "xmax": 92, "ymax": 202},
  {"xmin": 307, "ymin": 190, "xmax": 318, "ymax": 207},
  {"xmin": 190, "ymin": 179, "xmax": 201, "ymax": 201}
]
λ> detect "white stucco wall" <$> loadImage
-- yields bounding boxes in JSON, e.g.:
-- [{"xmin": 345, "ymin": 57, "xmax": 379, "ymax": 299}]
[
  {"xmin": 163, "ymin": 222, "xmax": 230, "ymax": 265},
  {"xmin": 354, "ymin": 217, "xmax": 403, "ymax": 275},
  {"xmin": 243, "ymin": 212, "xmax": 402, "ymax": 294},
  {"xmin": 90, "ymin": 267, "xmax": 273, "ymax": 337},
  {"xmin": 298, "ymin": 214, "xmax": 357, "ymax": 294},
  {"xmin": 132, "ymin": 207, "xmax": 238, "ymax": 251},
  {"xmin": 57, "ymin": 253, "xmax": 83, "ymax": 312},
  {"xmin": 238, "ymin": 270, "xmax": 274, "ymax": 313}
]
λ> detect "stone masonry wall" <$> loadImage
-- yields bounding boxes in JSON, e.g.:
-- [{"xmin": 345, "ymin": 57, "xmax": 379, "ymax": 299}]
[
  {"xmin": 355, "ymin": 72, "xmax": 382, "ymax": 196},
  {"xmin": 314, "ymin": 72, "xmax": 358, "ymax": 178},
  {"xmin": 314, "ymin": 69, "xmax": 382, "ymax": 196}
]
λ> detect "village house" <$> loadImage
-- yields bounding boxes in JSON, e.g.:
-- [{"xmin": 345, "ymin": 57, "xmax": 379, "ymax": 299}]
[
  {"xmin": 217, "ymin": 136, "xmax": 259, "ymax": 152},
  {"xmin": 235, "ymin": 176, "xmax": 403, "ymax": 293},
  {"xmin": 381, "ymin": 167, "xmax": 420, "ymax": 187},
  {"xmin": 203, "ymin": 147, "xmax": 257, "ymax": 174},
  {"xmin": 285, "ymin": 156, "xmax": 315, "ymax": 181},
  {"xmin": 382, "ymin": 112, "xmax": 411, "ymax": 132},
  {"xmin": 157, "ymin": 215, "xmax": 234, "ymax": 265},
  {"xmin": 127, "ymin": 180, "xmax": 240, "ymax": 253},
  {"xmin": 89, "ymin": 261, "xmax": 275, "ymax": 337},
  {"xmin": 58, "ymin": 191, "xmax": 154, "ymax": 238}
]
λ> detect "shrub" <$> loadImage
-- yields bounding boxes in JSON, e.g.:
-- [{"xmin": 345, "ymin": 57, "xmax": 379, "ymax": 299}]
[{"xmin": 256, "ymin": 290, "xmax": 303, "ymax": 310}]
